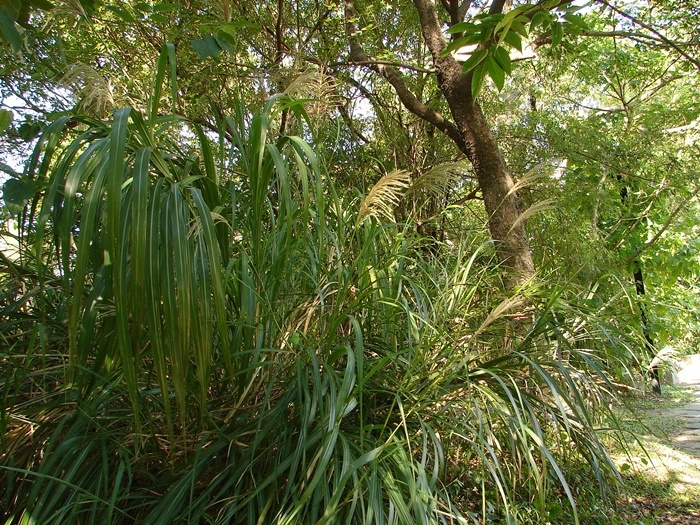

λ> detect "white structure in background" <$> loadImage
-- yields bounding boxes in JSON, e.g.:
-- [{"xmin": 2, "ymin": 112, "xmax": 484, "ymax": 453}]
[{"xmin": 678, "ymin": 354, "xmax": 700, "ymax": 386}]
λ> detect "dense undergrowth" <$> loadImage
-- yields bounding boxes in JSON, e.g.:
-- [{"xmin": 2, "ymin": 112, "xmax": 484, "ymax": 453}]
[{"xmin": 1, "ymin": 51, "xmax": 648, "ymax": 524}]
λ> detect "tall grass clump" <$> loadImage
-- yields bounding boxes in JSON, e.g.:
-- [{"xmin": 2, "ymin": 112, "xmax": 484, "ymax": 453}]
[{"xmin": 1, "ymin": 46, "xmax": 634, "ymax": 524}]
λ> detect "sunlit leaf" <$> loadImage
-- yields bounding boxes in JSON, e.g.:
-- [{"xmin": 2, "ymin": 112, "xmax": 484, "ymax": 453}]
[
  {"xmin": 493, "ymin": 45, "xmax": 512, "ymax": 74},
  {"xmin": 551, "ymin": 20, "xmax": 563, "ymax": 46},
  {"xmin": 461, "ymin": 48, "xmax": 488, "ymax": 74},
  {"xmin": 502, "ymin": 30, "xmax": 522, "ymax": 51}
]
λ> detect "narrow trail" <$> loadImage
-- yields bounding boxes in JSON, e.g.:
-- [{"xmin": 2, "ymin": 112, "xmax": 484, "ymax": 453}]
[
  {"xmin": 671, "ymin": 359, "xmax": 700, "ymax": 457},
  {"xmin": 617, "ymin": 358, "xmax": 700, "ymax": 524}
]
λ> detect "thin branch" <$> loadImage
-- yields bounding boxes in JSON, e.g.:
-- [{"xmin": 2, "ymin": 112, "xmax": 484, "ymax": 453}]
[
  {"xmin": 337, "ymin": 101, "xmax": 371, "ymax": 143},
  {"xmin": 613, "ymin": 177, "xmax": 667, "ymax": 250},
  {"xmin": 445, "ymin": 0, "xmax": 459, "ymax": 26},
  {"xmin": 301, "ymin": 9, "xmax": 332, "ymax": 48},
  {"xmin": 331, "ymin": 59, "xmax": 435, "ymax": 74},
  {"xmin": 412, "ymin": 0, "xmax": 454, "ymax": 62},
  {"xmin": 451, "ymin": 185, "xmax": 482, "ymax": 205},
  {"xmin": 583, "ymin": 30, "xmax": 659, "ymax": 41},
  {"xmin": 624, "ymin": 184, "xmax": 700, "ymax": 265},
  {"xmin": 594, "ymin": 0, "xmax": 700, "ymax": 72},
  {"xmin": 458, "ymin": 0, "xmax": 473, "ymax": 21},
  {"xmin": 275, "ymin": 0, "xmax": 284, "ymax": 65}
]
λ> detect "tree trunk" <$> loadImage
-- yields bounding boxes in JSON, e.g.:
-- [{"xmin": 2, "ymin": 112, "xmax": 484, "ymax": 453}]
[
  {"xmin": 344, "ymin": 0, "xmax": 535, "ymax": 289},
  {"xmin": 445, "ymin": 76, "xmax": 535, "ymax": 289},
  {"xmin": 413, "ymin": 0, "xmax": 535, "ymax": 289},
  {"xmin": 618, "ymin": 181, "xmax": 659, "ymax": 393},
  {"xmin": 634, "ymin": 261, "xmax": 661, "ymax": 394}
]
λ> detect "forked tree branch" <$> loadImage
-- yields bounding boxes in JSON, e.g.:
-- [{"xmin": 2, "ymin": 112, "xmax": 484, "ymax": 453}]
[
  {"xmin": 344, "ymin": 0, "xmax": 468, "ymax": 154},
  {"xmin": 412, "ymin": 0, "xmax": 454, "ymax": 63}
]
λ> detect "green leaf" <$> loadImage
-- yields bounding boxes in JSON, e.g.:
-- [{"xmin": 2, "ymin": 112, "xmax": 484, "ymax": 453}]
[
  {"xmin": 214, "ymin": 35, "xmax": 234, "ymax": 55},
  {"xmin": 493, "ymin": 4, "xmax": 532, "ymax": 35},
  {"xmin": 26, "ymin": 0, "xmax": 54, "ymax": 10},
  {"xmin": 0, "ymin": 108, "xmax": 12, "ymax": 135},
  {"xmin": 153, "ymin": 3, "xmax": 178, "ymax": 12},
  {"xmin": 510, "ymin": 20, "xmax": 529, "ymax": 38},
  {"xmin": 471, "ymin": 61, "xmax": 487, "ymax": 100},
  {"xmin": 150, "ymin": 12, "xmax": 168, "ymax": 24},
  {"xmin": 486, "ymin": 55, "xmax": 505, "ymax": 91},
  {"xmin": 551, "ymin": 20, "xmax": 563, "ymax": 47},
  {"xmin": 2, "ymin": 178, "xmax": 35, "ymax": 212},
  {"xmin": 563, "ymin": 13, "xmax": 588, "ymax": 31},
  {"xmin": 493, "ymin": 46, "xmax": 512, "ymax": 74},
  {"xmin": 106, "ymin": 6, "xmax": 136, "ymax": 23},
  {"xmin": 442, "ymin": 33, "xmax": 483, "ymax": 56},
  {"xmin": 461, "ymin": 48, "xmax": 488, "ymax": 74},
  {"xmin": 502, "ymin": 31, "xmax": 522, "ymax": 51},
  {"xmin": 191, "ymin": 35, "xmax": 222, "ymax": 60},
  {"xmin": 0, "ymin": 13, "xmax": 21, "ymax": 51},
  {"xmin": 18, "ymin": 121, "xmax": 41, "ymax": 141},
  {"xmin": 0, "ymin": 0, "xmax": 21, "ymax": 20},
  {"xmin": 447, "ymin": 21, "xmax": 478, "ymax": 34},
  {"xmin": 530, "ymin": 11, "xmax": 551, "ymax": 32},
  {"xmin": 219, "ymin": 20, "xmax": 260, "ymax": 32},
  {"xmin": 78, "ymin": 0, "xmax": 97, "ymax": 15}
]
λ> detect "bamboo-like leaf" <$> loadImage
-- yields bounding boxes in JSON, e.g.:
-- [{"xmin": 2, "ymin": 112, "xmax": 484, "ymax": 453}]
[
  {"xmin": 475, "ymin": 294, "xmax": 527, "ymax": 336},
  {"xmin": 192, "ymin": 188, "xmax": 231, "ymax": 393},
  {"xmin": 107, "ymin": 108, "xmax": 142, "ymax": 429},
  {"xmin": 130, "ymin": 147, "xmax": 151, "ymax": 307},
  {"xmin": 67, "ymin": 141, "xmax": 109, "ymax": 369}
]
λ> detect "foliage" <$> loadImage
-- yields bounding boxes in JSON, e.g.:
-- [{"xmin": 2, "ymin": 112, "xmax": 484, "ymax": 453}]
[{"xmin": 0, "ymin": 47, "xmax": 644, "ymax": 523}]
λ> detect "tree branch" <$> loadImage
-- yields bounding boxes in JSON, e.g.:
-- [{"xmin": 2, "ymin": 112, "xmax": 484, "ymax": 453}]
[
  {"xmin": 412, "ymin": 0, "xmax": 454, "ymax": 63},
  {"xmin": 488, "ymin": 0, "xmax": 507, "ymax": 15},
  {"xmin": 624, "ymin": 184, "xmax": 700, "ymax": 265},
  {"xmin": 451, "ymin": 185, "xmax": 482, "ymax": 205},
  {"xmin": 330, "ymin": 59, "xmax": 435, "ymax": 74},
  {"xmin": 458, "ymin": 0, "xmax": 472, "ymax": 21},
  {"xmin": 344, "ymin": 0, "xmax": 468, "ymax": 154},
  {"xmin": 337, "ymin": 101, "xmax": 371, "ymax": 143},
  {"xmin": 594, "ymin": 0, "xmax": 700, "ymax": 72}
]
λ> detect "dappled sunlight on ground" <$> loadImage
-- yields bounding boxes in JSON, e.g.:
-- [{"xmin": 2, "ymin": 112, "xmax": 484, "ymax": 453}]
[{"xmin": 609, "ymin": 362, "xmax": 700, "ymax": 524}]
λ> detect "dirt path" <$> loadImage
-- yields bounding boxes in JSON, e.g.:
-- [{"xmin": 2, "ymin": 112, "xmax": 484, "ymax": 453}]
[{"xmin": 615, "ymin": 360, "xmax": 700, "ymax": 524}]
